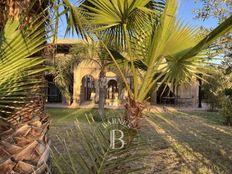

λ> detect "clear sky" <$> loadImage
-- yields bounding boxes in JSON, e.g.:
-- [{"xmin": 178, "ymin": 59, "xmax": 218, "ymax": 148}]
[
  {"xmin": 58, "ymin": 0, "xmax": 218, "ymax": 39},
  {"xmin": 178, "ymin": 0, "xmax": 217, "ymax": 28}
]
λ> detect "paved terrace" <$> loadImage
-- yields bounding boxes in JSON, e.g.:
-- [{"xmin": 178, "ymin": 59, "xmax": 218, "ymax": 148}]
[{"xmin": 45, "ymin": 102, "xmax": 209, "ymax": 112}]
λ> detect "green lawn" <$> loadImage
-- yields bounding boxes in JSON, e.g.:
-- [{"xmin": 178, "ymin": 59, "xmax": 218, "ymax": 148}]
[
  {"xmin": 182, "ymin": 111, "xmax": 225, "ymax": 125},
  {"xmin": 45, "ymin": 108, "xmax": 124, "ymax": 124},
  {"xmin": 46, "ymin": 108, "xmax": 232, "ymax": 174}
]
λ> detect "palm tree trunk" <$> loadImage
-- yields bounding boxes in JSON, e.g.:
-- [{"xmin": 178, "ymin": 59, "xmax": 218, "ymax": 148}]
[
  {"xmin": 0, "ymin": 1, "xmax": 50, "ymax": 173},
  {"xmin": 98, "ymin": 70, "xmax": 107, "ymax": 120},
  {"xmin": 124, "ymin": 97, "xmax": 145, "ymax": 128},
  {"xmin": 0, "ymin": 98, "xmax": 50, "ymax": 174}
]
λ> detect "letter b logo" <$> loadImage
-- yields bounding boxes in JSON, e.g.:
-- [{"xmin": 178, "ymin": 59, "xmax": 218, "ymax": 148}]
[{"xmin": 110, "ymin": 129, "xmax": 125, "ymax": 150}]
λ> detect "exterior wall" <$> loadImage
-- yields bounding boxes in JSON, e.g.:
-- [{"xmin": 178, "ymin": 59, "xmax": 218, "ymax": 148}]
[
  {"xmin": 72, "ymin": 61, "xmax": 119, "ymax": 106},
  {"xmin": 177, "ymin": 77, "xmax": 199, "ymax": 107},
  {"xmin": 150, "ymin": 85, "xmax": 157, "ymax": 104},
  {"xmin": 51, "ymin": 53, "xmax": 200, "ymax": 107},
  {"xmin": 149, "ymin": 77, "xmax": 200, "ymax": 107},
  {"xmin": 72, "ymin": 61, "xmax": 100, "ymax": 106},
  {"xmin": 71, "ymin": 59, "xmax": 200, "ymax": 107},
  {"xmin": 49, "ymin": 40, "xmax": 200, "ymax": 108}
]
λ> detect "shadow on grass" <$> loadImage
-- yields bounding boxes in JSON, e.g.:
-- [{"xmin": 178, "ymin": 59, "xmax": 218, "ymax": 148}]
[
  {"xmin": 146, "ymin": 111, "xmax": 232, "ymax": 174},
  {"xmin": 181, "ymin": 111, "xmax": 224, "ymax": 125},
  {"xmin": 46, "ymin": 108, "xmax": 232, "ymax": 173},
  {"xmin": 45, "ymin": 107, "xmax": 124, "ymax": 125}
]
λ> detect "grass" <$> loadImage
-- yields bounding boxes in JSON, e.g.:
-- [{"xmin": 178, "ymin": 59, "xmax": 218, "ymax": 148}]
[
  {"xmin": 45, "ymin": 108, "xmax": 95, "ymax": 124},
  {"xmin": 46, "ymin": 108, "xmax": 232, "ymax": 174},
  {"xmin": 45, "ymin": 108, "xmax": 124, "ymax": 124},
  {"xmin": 182, "ymin": 111, "xmax": 224, "ymax": 125}
]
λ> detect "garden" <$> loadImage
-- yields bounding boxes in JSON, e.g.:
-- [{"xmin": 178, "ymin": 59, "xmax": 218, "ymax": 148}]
[
  {"xmin": 47, "ymin": 108, "xmax": 232, "ymax": 173},
  {"xmin": 0, "ymin": 0, "xmax": 231, "ymax": 174}
]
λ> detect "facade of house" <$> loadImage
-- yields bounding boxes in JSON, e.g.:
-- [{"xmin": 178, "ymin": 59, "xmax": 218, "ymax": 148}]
[{"xmin": 46, "ymin": 39, "xmax": 202, "ymax": 108}]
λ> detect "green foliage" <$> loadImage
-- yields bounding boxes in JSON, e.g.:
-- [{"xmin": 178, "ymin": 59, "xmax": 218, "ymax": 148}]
[
  {"xmin": 220, "ymin": 96, "xmax": 232, "ymax": 125},
  {"xmin": 193, "ymin": 0, "xmax": 232, "ymax": 67},
  {"xmin": 81, "ymin": 0, "xmax": 164, "ymax": 49},
  {"xmin": 0, "ymin": 19, "xmax": 46, "ymax": 118},
  {"xmin": 202, "ymin": 70, "xmax": 223, "ymax": 110},
  {"xmin": 97, "ymin": 0, "xmax": 232, "ymax": 103},
  {"xmin": 202, "ymin": 67, "xmax": 232, "ymax": 110},
  {"xmin": 202, "ymin": 67, "xmax": 232, "ymax": 125},
  {"xmin": 51, "ymin": 0, "xmax": 87, "ymax": 39},
  {"xmin": 193, "ymin": 0, "xmax": 232, "ymax": 23},
  {"xmin": 49, "ymin": 55, "xmax": 78, "ymax": 104},
  {"xmin": 52, "ymin": 115, "xmax": 149, "ymax": 174},
  {"xmin": 69, "ymin": 39, "xmax": 102, "ymax": 67},
  {"xmin": 62, "ymin": 0, "xmax": 87, "ymax": 37}
]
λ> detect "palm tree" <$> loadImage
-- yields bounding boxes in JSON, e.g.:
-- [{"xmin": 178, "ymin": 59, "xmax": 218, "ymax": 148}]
[
  {"xmin": 0, "ymin": 1, "xmax": 51, "ymax": 173},
  {"xmin": 81, "ymin": 0, "xmax": 232, "ymax": 128},
  {"xmin": 0, "ymin": 1, "xmax": 48, "ymax": 26},
  {"xmin": 69, "ymin": 39, "xmax": 111, "ymax": 120},
  {"xmin": 0, "ymin": 0, "xmax": 85, "ymax": 173},
  {"xmin": 0, "ymin": 19, "xmax": 49, "ymax": 173}
]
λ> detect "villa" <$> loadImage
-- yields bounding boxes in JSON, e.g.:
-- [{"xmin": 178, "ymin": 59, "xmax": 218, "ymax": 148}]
[{"xmin": 46, "ymin": 39, "xmax": 202, "ymax": 108}]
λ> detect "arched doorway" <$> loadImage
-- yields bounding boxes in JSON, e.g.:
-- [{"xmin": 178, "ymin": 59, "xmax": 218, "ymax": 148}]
[
  {"xmin": 107, "ymin": 79, "xmax": 118, "ymax": 99},
  {"xmin": 81, "ymin": 75, "xmax": 95, "ymax": 102}
]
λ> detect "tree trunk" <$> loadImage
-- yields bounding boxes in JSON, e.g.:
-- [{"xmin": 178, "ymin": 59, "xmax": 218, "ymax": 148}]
[
  {"xmin": 98, "ymin": 70, "xmax": 107, "ymax": 121},
  {"xmin": 0, "ymin": 1, "xmax": 50, "ymax": 173},
  {"xmin": 197, "ymin": 77, "xmax": 202, "ymax": 108},
  {"xmin": 0, "ymin": 98, "xmax": 50, "ymax": 174},
  {"xmin": 0, "ymin": 0, "xmax": 47, "ymax": 26},
  {"xmin": 124, "ymin": 97, "xmax": 145, "ymax": 128}
]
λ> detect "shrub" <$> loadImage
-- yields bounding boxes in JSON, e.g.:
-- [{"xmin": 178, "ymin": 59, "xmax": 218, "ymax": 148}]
[
  {"xmin": 220, "ymin": 97, "xmax": 232, "ymax": 126},
  {"xmin": 202, "ymin": 72, "xmax": 223, "ymax": 111}
]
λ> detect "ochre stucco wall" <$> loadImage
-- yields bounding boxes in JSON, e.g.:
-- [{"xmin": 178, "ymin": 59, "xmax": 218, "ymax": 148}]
[
  {"xmin": 72, "ymin": 61, "xmax": 100, "ymax": 106},
  {"xmin": 71, "ymin": 60, "xmax": 199, "ymax": 107}
]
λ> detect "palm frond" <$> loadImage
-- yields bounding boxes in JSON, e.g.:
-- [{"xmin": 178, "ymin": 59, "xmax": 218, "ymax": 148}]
[
  {"xmin": 160, "ymin": 15, "xmax": 232, "ymax": 87},
  {"xmin": 101, "ymin": 0, "xmax": 231, "ymax": 102},
  {"xmin": 81, "ymin": 0, "xmax": 163, "ymax": 49},
  {"xmin": 136, "ymin": 0, "xmax": 179, "ymax": 100},
  {"xmin": 52, "ymin": 116, "xmax": 149, "ymax": 174},
  {"xmin": 180, "ymin": 15, "xmax": 232, "ymax": 60},
  {"xmin": 57, "ymin": 0, "xmax": 88, "ymax": 38},
  {"xmin": 0, "ymin": 20, "xmax": 47, "ymax": 118}
]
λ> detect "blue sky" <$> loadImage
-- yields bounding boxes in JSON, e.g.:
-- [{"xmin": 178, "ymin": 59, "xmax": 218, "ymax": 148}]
[
  {"xmin": 178, "ymin": 0, "xmax": 217, "ymax": 28},
  {"xmin": 58, "ymin": 0, "xmax": 218, "ymax": 39}
]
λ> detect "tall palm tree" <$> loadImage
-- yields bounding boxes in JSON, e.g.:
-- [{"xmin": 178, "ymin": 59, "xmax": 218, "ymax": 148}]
[
  {"xmin": 0, "ymin": 0, "xmax": 85, "ymax": 173},
  {"xmin": 69, "ymin": 39, "xmax": 111, "ymax": 120},
  {"xmin": 0, "ymin": 1, "xmax": 51, "ymax": 173},
  {"xmin": 81, "ymin": 0, "xmax": 232, "ymax": 128},
  {"xmin": 0, "ymin": 19, "xmax": 49, "ymax": 173}
]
